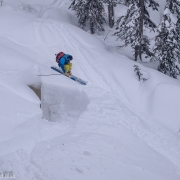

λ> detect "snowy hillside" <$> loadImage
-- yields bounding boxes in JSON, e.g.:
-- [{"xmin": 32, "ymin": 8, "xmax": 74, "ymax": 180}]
[{"xmin": 0, "ymin": 0, "xmax": 180, "ymax": 180}]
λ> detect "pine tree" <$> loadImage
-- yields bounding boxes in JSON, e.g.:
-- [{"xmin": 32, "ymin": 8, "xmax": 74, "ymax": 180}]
[
  {"xmin": 114, "ymin": 0, "xmax": 159, "ymax": 61},
  {"xmin": 153, "ymin": 0, "xmax": 180, "ymax": 78},
  {"xmin": 70, "ymin": 0, "xmax": 106, "ymax": 34}
]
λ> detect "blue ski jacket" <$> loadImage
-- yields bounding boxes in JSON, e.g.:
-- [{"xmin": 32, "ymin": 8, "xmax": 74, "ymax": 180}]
[{"xmin": 58, "ymin": 54, "xmax": 71, "ymax": 73}]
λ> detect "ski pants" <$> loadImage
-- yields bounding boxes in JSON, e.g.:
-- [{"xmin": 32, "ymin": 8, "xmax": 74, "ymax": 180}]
[{"xmin": 64, "ymin": 62, "xmax": 72, "ymax": 72}]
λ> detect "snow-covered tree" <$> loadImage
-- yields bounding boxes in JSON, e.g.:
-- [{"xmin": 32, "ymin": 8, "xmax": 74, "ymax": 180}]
[
  {"xmin": 153, "ymin": 0, "xmax": 180, "ymax": 78},
  {"xmin": 70, "ymin": 0, "xmax": 106, "ymax": 34},
  {"xmin": 114, "ymin": 0, "xmax": 159, "ymax": 61}
]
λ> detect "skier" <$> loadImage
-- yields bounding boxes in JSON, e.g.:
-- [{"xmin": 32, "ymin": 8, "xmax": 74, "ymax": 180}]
[{"xmin": 57, "ymin": 53, "xmax": 73, "ymax": 77}]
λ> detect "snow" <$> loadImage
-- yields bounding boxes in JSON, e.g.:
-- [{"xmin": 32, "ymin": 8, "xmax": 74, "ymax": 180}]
[{"xmin": 0, "ymin": 0, "xmax": 180, "ymax": 179}]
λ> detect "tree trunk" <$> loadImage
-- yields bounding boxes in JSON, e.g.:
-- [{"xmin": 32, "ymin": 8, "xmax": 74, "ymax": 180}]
[
  {"xmin": 138, "ymin": 0, "xmax": 144, "ymax": 61},
  {"xmin": 90, "ymin": 19, "xmax": 95, "ymax": 34},
  {"xmin": 108, "ymin": 4, "xmax": 114, "ymax": 28},
  {"xmin": 169, "ymin": 0, "xmax": 173, "ymax": 9}
]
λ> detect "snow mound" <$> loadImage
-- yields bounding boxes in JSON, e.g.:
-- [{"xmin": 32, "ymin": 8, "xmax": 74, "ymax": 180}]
[
  {"xmin": 41, "ymin": 76, "xmax": 89, "ymax": 121},
  {"xmin": 151, "ymin": 83, "xmax": 180, "ymax": 133}
]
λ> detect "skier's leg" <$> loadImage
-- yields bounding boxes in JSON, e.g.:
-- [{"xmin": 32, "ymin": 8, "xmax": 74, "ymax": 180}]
[
  {"xmin": 68, "ymin": 62, "xmax": 72, "ymax": 71},
  {"xmin": 64, "ymin": 64, "xmax": 70, "ymax": 72},
  {"xmin": 65, "ymin": 63, "xmax": 72, "ymax": 72}
]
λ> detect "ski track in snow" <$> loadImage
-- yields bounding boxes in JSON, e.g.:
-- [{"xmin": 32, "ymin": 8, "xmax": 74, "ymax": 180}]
[
  {"xmin": 79, "ymin": 92, "xmax": 180, "ymax": 171},
  {"xmin": 37, "ymin": 0, "xmax": 65, "ymax": 18}
]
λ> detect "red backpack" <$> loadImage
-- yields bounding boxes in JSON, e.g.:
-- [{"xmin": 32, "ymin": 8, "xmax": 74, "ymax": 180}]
[{"xmin": 55, "ymin": 52, "xmax": 65, "ymax": 63}]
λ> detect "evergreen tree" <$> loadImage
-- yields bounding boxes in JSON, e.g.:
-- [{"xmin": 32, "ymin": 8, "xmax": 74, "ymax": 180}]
[
  {"xmin": 153, "ymin": 0, "xmax": 180, "ymax": 78},
  {"xmin": 70, "ymin": 0, "xmax": 106, "ymax": 34},
  {"xmin": 114, "ymin": 0, "xmax": 159, "ymax": 61}
]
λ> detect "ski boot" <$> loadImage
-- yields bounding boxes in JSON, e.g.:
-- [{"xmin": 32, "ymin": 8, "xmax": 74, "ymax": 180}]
[{"xmin": 67, "ymin": 71, "xmax": 72, "ymax": 76}]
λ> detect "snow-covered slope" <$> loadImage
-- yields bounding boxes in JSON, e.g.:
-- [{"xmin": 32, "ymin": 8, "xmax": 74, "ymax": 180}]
[{"xmin": 0, "ymin": 0, "xmax": 179, "ymax": 179}]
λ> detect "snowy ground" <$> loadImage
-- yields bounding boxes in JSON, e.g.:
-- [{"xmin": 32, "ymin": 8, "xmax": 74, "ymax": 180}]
[{"xmin": 0, "ymin": 0, "xmax": 180, "ymax": 180}]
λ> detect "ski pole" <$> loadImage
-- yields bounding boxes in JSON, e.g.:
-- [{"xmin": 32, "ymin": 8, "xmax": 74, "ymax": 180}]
[{"xmin": 38, "ymin": 74, "xmax": 62, "ymax": 76}]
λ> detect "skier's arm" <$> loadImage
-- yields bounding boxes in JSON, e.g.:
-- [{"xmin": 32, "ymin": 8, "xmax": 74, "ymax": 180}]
[
  {"xmin": 60, "ymin": 64, "xmax": 66, "ymax": 73},
  {"xmin": 59, "ymin": 58, "xmax": 66, "ymax": 73}
]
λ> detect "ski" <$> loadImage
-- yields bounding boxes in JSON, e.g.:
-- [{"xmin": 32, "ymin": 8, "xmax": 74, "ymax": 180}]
[{"xmin": 51, "ymin": 66, "xmax": 87, "ymax": 85}]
